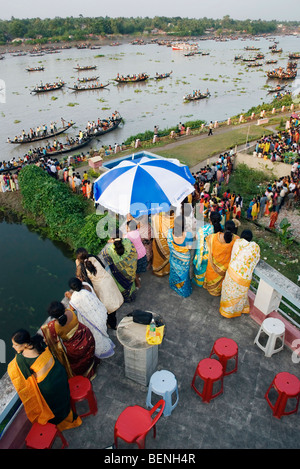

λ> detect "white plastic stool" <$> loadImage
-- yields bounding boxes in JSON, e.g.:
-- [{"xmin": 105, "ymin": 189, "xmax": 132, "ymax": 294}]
[
  {"xmin": 146, "ymin": 370, "xmax": 179, "ymax": 417},
  {"xmin": 254, "ymin": 317, "xmax": 285, "ymax": 357}
]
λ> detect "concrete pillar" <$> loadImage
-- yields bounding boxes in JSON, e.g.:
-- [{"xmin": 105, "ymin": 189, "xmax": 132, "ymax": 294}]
[
  {"xmin": 290, "ymin": 103, "xmax": 294, "ymax": 111},
  {"xmin": 227, "ymin": 118, "xmax": 231, "ymax": 125},
  {"xmin": 254, "ymin": 279, "xmax": 282, "ymax": 316},
  {"xmin": 186, "ymin": 127, "xmax": 191, "ymax": 135},
  {"xmin": 281, "ymin": 106, "xmax": 285, "ymax": 112},
  {"xmin": 152, "ymin": 135, "xmax": 159, "ymax": 144},
  {"xmin": 170, "ymin": 130, "xmax": 176, "ymax": 138},
  {"xmin": 251, "ymin": 113, "xmax": 255, "ymax": 120},
  {"xmin": 239, "ymin": 115, "xmax": 244, "ymax": 123},
  {"xmin": 214, "ymin": 121, "xmax": 218, "ymax": 128},
  {"xmin": 135, "ymin": 139, "xmax": 141, "ymax": 148}
]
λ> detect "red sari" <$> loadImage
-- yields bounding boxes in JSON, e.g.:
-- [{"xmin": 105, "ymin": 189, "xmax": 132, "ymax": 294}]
[{"xmin": 41, "ymin": 310, "xmax": 98, "ymax": 379}]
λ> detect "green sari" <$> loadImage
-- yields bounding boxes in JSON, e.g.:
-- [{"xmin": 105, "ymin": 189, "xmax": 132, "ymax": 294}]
[{"xmin": 101, "ymin": 238, "xmax": 138, "ymax": 302}]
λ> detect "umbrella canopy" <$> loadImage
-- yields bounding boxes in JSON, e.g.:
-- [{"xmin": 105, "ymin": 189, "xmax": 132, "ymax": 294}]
[{"xmin": 93, "ymin": 156, "xmax": 195, "ymax": 216}]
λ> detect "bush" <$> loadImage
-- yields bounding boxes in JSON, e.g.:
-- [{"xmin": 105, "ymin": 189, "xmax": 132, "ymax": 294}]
[{"xmin": 18, "ymin": 165, "xmax": 107, "ymax": 254}]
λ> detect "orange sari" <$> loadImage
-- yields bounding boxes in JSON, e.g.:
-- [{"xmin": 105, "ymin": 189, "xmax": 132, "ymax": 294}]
[
  {"xmin": 203, "ymin": 232, "xmax": 239, "ymax": 296},
  {"xmin": 152, "ymin": 212, "xmax": 175, "ymax": 276},
  {"xmin": 7, "ymin": 347, "xmax": 82, "ymax": 431}
]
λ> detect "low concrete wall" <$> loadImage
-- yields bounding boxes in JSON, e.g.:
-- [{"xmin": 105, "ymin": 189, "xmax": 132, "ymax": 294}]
[{"xmin": 235, "ymin": 152, "xmax": 292, "ymax": 178}]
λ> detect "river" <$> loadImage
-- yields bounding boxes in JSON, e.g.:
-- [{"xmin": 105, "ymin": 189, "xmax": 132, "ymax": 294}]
[
  {"xmin": 0, "ymin": 215, "xmax": 75, "ymax": 378},
  {"xmin": 0, "ymin": 34, "xmax": 299, "ymax": 163}
]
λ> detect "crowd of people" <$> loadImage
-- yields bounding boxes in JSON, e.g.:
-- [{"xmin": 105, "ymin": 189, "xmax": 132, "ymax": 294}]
[{"xmin": 253, "ymin": 114, "xmax": 300, "ymax": 163}]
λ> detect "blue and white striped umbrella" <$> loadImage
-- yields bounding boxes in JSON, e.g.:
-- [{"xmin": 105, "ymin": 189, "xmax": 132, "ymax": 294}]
[{"xmin": 93, "ymin": 156, "xmax": 195, "ymax": 216}]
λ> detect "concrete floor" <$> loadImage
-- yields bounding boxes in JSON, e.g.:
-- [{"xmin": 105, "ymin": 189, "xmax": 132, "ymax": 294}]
[{"xmin": 61, "ymin": 270, "xmax": 300, "ymax": 450}]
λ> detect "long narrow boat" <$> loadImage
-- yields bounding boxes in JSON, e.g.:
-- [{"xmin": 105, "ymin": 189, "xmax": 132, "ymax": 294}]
[
  {"xmin": 77, "ymin": 76, "xmax": 99, "ymax": 83},
  {"xmin": 154, "ymin": 71, "xmax": 172, "ymax": 80},
  {"xmin": 113, "ymin": 73, "xmax": 149, "ymax": 83},
  {"xmin": 86, "ymin": 117, "xmax": 123, "ymax": 137},
  {"xmin": 26, "ymin": 66, "xmax": 44, "ymax": 72},
  {"xmin": 30, "ymin": 81, "xmax": 65, "ymax": 93},
  {"xmin": 289, "ymin": 53, "xmax": 300, "ymax": 59},
  {"xmin": 7, "ymin": 122, "xmax": 75, "ymax": 144},
  {"xmin": 267, "ymin": 84, "xmax": 287, "ymax": 93},
  {"xmin": 68, "ymin": 83, "xmax": 109, "ymax": 91},
  {"xmin": 183, "ymin": 91, "xmax": 210, "ymax": 102},
  {"xmin": 28, "ymin": 136, "xmax": 93, "ymax": 158},
  {"xmin": 267, "ymin": 67, "xmax": 297, "ymax": 80},
  {"xmin": 74, "ymin": 65, "xmax": 97, "ymax": 71},
  {"xmin": 266, "ymin": 59, "xmax": 278, "ymax": 64}
]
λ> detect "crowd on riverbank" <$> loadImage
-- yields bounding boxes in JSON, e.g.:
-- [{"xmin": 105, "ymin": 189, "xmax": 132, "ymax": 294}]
[{"xmin": 253, "ymin": 114, "xmax": 300, "ymax": 164}]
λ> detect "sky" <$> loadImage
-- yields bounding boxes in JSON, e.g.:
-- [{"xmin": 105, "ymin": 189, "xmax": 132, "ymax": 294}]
[{"xmin": 1, "ymin": 0, "xmax": 300, "ymax": 22}]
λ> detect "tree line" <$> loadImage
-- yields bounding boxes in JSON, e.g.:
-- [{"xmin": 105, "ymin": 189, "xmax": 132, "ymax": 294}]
[{"xmin": 0, "ymin": 15, "xmax": 295, "ymax": 45}]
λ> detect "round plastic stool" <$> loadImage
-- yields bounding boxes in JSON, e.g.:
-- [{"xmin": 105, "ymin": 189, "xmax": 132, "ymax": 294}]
[
  {"xmin": 209, "ymin": 337, "xmax": 238, "ymax": 376},
  {"xmin": 69, "ymin": 375, "xmax": 98, "ymax": 418},
  {"xmin": 25, "ymin": 422, "xmax": 68, "ymax": 449},
  {"xmin": 191, "ymin": 358, "xmax": 224, "ymax": 403},
  {"xmin": 265, "ymin": 372, "xmax": 300, "ymax": 419},
  {"xmin": 146, "ymin": 370, "xmax": 179, "ymax": 417},
  {"xmin": 254, "ymin": 317, "xmax": 285, "ymax": 357}
]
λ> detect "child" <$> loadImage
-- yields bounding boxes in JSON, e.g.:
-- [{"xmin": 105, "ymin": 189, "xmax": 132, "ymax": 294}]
[{"xmin": 124, "ymin": 220, "xmax": 147, "ymax": 288}]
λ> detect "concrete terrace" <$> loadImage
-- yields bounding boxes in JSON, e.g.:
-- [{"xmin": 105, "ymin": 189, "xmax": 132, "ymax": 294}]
[{"xmin": 61, "ymin": 270, "xmax": 300, "ymax": 450}]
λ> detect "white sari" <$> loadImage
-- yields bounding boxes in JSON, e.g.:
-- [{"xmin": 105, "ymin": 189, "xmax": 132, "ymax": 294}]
[{"xmin": 70, "ymin": 283, "xmax": 115, "ymax": 359}]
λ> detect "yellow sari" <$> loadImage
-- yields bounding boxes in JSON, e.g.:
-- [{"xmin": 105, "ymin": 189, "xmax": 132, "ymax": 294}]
[
  {"xmin": 220, "ymin": 239, "xmax": 260, "ymax": 318},
  {"xmin": 7, "ymin": 347, "xmax": 82, "ymax": 431},
  {"xmin": 203, "ymin": 232, "xmax": 238, "ymax": 296},
  {"xmin": 152, "ymin": 212, "xmax": 175, "ymax": 276}
]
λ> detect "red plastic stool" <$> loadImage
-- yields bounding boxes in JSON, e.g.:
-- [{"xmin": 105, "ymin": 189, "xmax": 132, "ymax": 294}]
[
  {"xmin": 25, "ymin": 422, "xmax": 68, "ymax": 449},
  {"xmin": 69, "ymin": 375, "xmax": 98, "ymax": 418},
  {"xmin": 265, "ymin": 372, "xmax": 300, "ymax": 419},
  {"xmin": 209, "ymin": 337, "xmax": 238, "ymax": 376},
  {"xmin": 191, "ymin": 358, "xmax": 224, "ymax": 403}
]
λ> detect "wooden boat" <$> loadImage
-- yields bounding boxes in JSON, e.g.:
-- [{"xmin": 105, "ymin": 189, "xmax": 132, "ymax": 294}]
[
  {"xmin": 242, "ymin": 57, "xmax": 257, "ymax": 62},
  {"xmin": 74, "ymin": 65, "xmax": 97, "ymax": 71},
  {"xmin": 154, "ymin": 71, "xmax": 172, "ymax": 80},
  {"xmin": 68, "ymin": 83, "xmax": 109, "ymax": 91},
  {"xmin": 289, "ymin": 53, "xmax": 300, "ymax": 59},
  {"xmin": 244, "ymin": 46, "xmax": 260, "ymax": 51},
  {"xmin": 31, "ymin": 81, "xmax": 65, "ymax": 93},
  {"xmin": 114, "ymin": 73, "xmax": 149, "ymax": 83},
  {"xmin": 201, "ymin": 52, "xmax": 210, "ymax": 56},
  {"xmin": 267, "ymin": 84, "xmax": 287, "ymax": 93},
  {"xmin": 255, "ymin": 53, "xmax": 265, "ymax": 59},
  {"xmin": 183, "ymin": 91, "xmax": 210, "ymax": 102},
  {"xmin": 8, "ymin": 122, "xmax": 75, "ymax": 144},
  {"xmin": 26, "ymin": 66, "xmax": 44, "ymax": 72},
  {"xmin": 0, "ymin": 164, "xmax": 21, "ymax": 174},
  {"xmin": 271, "ymin": 48, "xmax": 283, "ymax": 53},
  {"xmin": 234, "ymin": 55, "xmax": 243, "ymax": 60},
  {"xmin": 77, "ymin": 76, "xmax": 99, "ymax": 83},
  {"xmin": 86, "ymin": 117, "xmax": 123, "ymax": 137},
  {"xmin": 247, "ymin": 62, "xmax": 263, "ymax": 68},
  {"xmin": 29, "ymin": 136, "xmax": 93, "ymax": 157},
  {"xmin": 267, "ymin": 67, "xmax": 297, "ymax": 80},
  {"xmin": 266, "ymin": 59, "xmax": 278, "ymax": 64}
]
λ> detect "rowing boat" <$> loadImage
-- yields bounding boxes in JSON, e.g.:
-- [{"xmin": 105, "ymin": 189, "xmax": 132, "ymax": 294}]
[
  {"xmin": 183, "ymin": 91, "xmax": 210, "ymax": 102},
  {"xmin": 267, "ymin": 84, "xmax": 287, "ymax": 93},
  {"xmin": 86, "ymin": 118, "xmax": 122, "ymax": 137},
  {"xmin": 77, "ymin": 76, "xmax": 99, "ymax": 83},
  {"xmin": 68, "ymin": 83, "xmax": 109, "ymax": 91},
  {"xmin": 74, "ymin": 65, "xmax": 97, "ymax": 71},
  {"xmin": 28, "ymin": 136, "xmax": 93, "ymax": 158},
  {"xmin": 26, "ymin": 66, "xmax": 44, "ymax": 72},
  {"xmin": 31, "ymin": 81, "xmax": 65, "ymax": 93},
  {"xmin": 154, "ymin": 71, "xmax": 172, "ymax": 80},
  {"xmin": 114, "ymin": 74, "xmax": 149, "ymax": 83},
  {"xmin": 7, "ymin": 122, "xmax": 75, "ymax": 144}
]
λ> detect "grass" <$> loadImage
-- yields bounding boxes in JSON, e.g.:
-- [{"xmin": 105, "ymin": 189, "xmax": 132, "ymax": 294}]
[{"xmin": 150, "ymin": 125, "xmax": 273, "ymax": 167}]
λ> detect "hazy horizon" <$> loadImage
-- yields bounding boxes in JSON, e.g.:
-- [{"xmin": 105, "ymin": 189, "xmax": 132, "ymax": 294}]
[{"xmin": 1, "ymin": 0, "xmax": 300, "ymax": 22}]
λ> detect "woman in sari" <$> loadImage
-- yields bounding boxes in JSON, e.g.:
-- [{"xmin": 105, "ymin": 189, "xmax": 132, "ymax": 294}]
[
  {"xmin": 65, "ymin": 278, "xmax": 115, "ymax": 359},
  {"xmin": 41, "ymin": 301, "xmax": 99, "ymax": 380},
  {"xmin": 152, "ymin": 208, "xmax": 175, "ymax": 277},
  {"xmin": 167, "ymin": 215, "xmax": 194, "ymax": 298},
  {"xmin": 7, "ymin": 329, "xmax": 82, "ymax": 431},
  {"xmin": 203, "ymin": 225, "xmax": 239, "ymax": 297},
  {"xmin": 220, "ymin": 230, "xmax": 260, "ymax": 318},
  {"xmin": 75, "ymin": 247, "xmax": 124, "ymax": 330},
  {"xmin": 193, "ymin": 211, "xmax": 222, "ymax": 287},
  {"xmin": 100, "ymin": 230, "xmax": 138, "ymax": 303}
]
